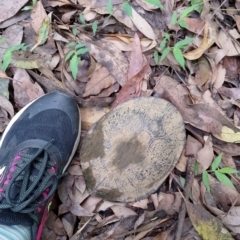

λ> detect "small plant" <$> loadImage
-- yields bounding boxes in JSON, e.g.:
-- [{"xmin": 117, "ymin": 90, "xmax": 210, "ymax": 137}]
[
  {"xmin": 107, "ymin": 0, "xmax": 113, "ymax": 15},
  {"xmin": 202, "ymin": 153, "xmax": 238, "ymax": 192},
  {"xmin": 121, "ymin": 0, "xmax": 163, "ymax": 18},
  {"xmin": 92, "ymin": 20, "xmax": 98, "ymax": 36},
  {"xmin": 22, "ymin": 0, "xmax": 38, "ymax": 11},
  {"xmin": 154, "ymin": 34, "xmax": 194, "ymax": 69},
  {"xmin": 79, "ymin": 13, "xmax": 86, "ymax": 25},
  {"xmin": 122, "ymin": 1, "xmax": 132, "ymax": 17},
  {"xmin": 0, "ymin": 40, "xmax": 28, "ymax": 72},
  {"xmin": 171, "ymin": 3, "xmax": 202, "ymax": 28},
  {"xmin": 65, "ymin": 42, "xmax": 90, "ymax": 80}
]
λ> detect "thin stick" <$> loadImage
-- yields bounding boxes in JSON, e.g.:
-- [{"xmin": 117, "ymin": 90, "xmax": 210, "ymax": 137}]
[{"xmin": 174, "ymin": 155, "xmax": 197, "ymax": 240}]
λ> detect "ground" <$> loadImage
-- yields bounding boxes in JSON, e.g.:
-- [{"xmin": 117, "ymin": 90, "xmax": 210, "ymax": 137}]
[{"xmin": 0, "ymin": 0, "xmax": 240, "ymax": 239}]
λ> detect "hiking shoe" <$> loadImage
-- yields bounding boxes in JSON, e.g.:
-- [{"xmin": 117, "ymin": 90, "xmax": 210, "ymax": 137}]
[{"xmin": 0, "ymin": 91, "xmax": 80, "ymax": 240}]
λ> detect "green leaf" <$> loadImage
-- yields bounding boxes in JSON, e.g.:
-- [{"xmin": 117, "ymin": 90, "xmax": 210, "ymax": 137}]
[
  {"xmin": 211, "ymin": 153, "xmax": 222, "ymax": 171},
  {"xmin": 175, "ymin": 37, "xmax": 194, "ymax": 48},
  {"xmin": 215, "ymin": 171, "xmax": 235, "ymax": 189},
  {"xmin": 32, "ymin": 0, "xmax": 38, "ymax": 6},
  {"xmin": 30, "ymin": 15, "xmax": 51, "ymax": 51},
  {"xmin": 179, "ymin": 19, "xmax": 187, "ymax": 28},
  {"xmin": 171, "ymin": 11, "xmax": 177, "ymax": 25},
  {"xmin": 107, "ymin": 0, "xmax": 113, "ymax": 15},
  {"xmin": 142, "ymin": 0, "xmax": 164, "ymax": 10},
  {"xmin": 191, "ymin": 0, "xmax": 203, "ymax": 13},
  {"xmin": 202, "ymin": 171, "xmax": 210, "ymax": 192},
  {"xmin": 164, "ymin": 33, "xmax": 170, "ymax": 41},
  {"xmin": 218, "ymin": 167, "xmax": 239, "ymax": 174},
  {"xmin": 75, "ymin": 43, "xmax": 85, "ymax": 50},
  {"xmin": 194, "ymin": 161, "xmax": 199, "ymax": 175},
  {"xmin": 0, "ymin": 38, "xmax": 6, "ymax": 45},
  {"xmin": 173, "ymin": 46, "xmax": 185, "ymax": 69},
  {"xmin": 66, "ymin": 42, "xmax": 77, "ymax": 47},
  {"xmin": 75, "ymin": 47, "xmax": 90, "ymax": 56},
  {"xmin": 72, "ymin": 27, "xmax": 77, "ymax": 36},
  {"xmin": 65, "ymin": 50, "xmax": 75, "ymax": 61},
  {"xmin": 153, "ymin": 50, "xmax": 159, "ymax": 64},
  {"xmin": 180, "ymin": 176, "xmax": 186, "ymax": 188},
  {"xmin": 2, "ymin": 50, "xmax": 12, "ymax": 72},
  {"xmin": 79, "ymin": 13, "xmax": 85, "ymax": 25},
  {"xmin": 70, "ymin": 55, "xmax": 80, "ymax": 80},
  {"xmin": 92, "ymin": 20, "xmax": 98, "ymax": 36},
  {"xmin": 160, "ymin": 47, "xmax": 170, "ymax": 62},
  {"xmin": 160, "ymin": 38, "xmax": 167, "ymax": 50},
  {"xmin": 22, "ymin": 5, "xmax": 33, "ymax": 11},
  {"xmin": 180, "ymin": 5, "xmax": 196, "ymax": 19},
  {"xmin": 122, "ymin": 2, "xmax": 132, "ymax": 17}
]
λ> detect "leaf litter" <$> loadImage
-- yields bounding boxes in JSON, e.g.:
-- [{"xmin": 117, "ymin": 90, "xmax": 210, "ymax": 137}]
[{"xmin": 1, "ymin": 0, "xmax": 240, "ymax": 239}]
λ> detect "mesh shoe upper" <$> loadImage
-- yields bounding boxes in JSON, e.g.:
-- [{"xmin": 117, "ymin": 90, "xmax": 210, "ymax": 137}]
[{"xmin": 0, "ymin": 92, "xmax": 80, "ymax": 239}]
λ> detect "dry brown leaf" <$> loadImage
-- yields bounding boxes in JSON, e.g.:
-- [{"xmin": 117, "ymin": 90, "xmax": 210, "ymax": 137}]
[
  {"xmin": 82, "ymin": 196, "xmax": 102, "ymax": 212},
  {"xmin": 185, "ymin": 135, "xmax": 202, "ymax": 156},
  {"xmin": 0, "ymin": 24, "xmax": 23, "ymax": 59},
  {"xmin": 0, "ymin": 70, "xmax": 13, "ymax": 80},
  {"xmin": 202, "ymin": 90, "xmax": 225, "ymax": 115},
  {"xmin": 97, "ymin": 201, "xmax": 126, "ymax": 212},
  {"xmin": 213, "ymin": 64, "xmax": 226, "ymax": 89},
  {"xmin": 0, "ymin": 95, "xmax": 14, "ymax": 118},
  {"xmin": 67, "ymin": 165, "xmax": 82, "ymax": 176},
  {"xmin": 196, "ymin": 56, "xmax": 211, "ymax": 88},
  {"xmin": 61, "ymin": 212, "xmax": 76, "ymax": 237},
  {"xmin": 80, "ymin": 107, "xmax": 107, "ymax": 130},
  {"xmin": 129, "ymin": 198, "xmax": 149, "ymax": 209},
  {"xmin": 111, "ymin": 34, "xmax": 151, "ymax": 108},
  {"xmin": 218, "ymin": 86, "xmax": 240, "ymax": 100},
  {"xmin": 98, "ymin": 83, "xmax": 120, "ymax": 97},
  {"xmin": 197, "ymin": 136, "xmax": 214, "ymax": 172},
  {"xmin": 136, "ymin": 0, "xmax": 158, "ymax": 10},
  {"xmin": 157, "ymin": 193, "xmax": 176, "ymax": 215},
  {"xmin": 184, "ymin": 22, "xmax": 216, "ymax": 60},
  {"xmin": 220, "ymin": 207, "xmax": 240, "ymax": 233},
  {"xmin": 79, "ymin": 33, "xmax": 128, "ymax": 86},
  {"xmin": 83, "ymin": 66, "xmax": 116, "ymax": 97},
  {"xmin": 185, "ymin": 200, "xmax": 233, "ymax": 240},
  {"xmin": 0, "ymin": 10, "xmax": 30, "ymax": 29},
  {"xmin": 192, "ymin": 178, "xmax": 201, "ymax": 204},
  {"xmin": 209, "ymin": 175, "xmax": 240, "ymax": 206},
  {"xmin": 61, "ymin": 10, "xmax": 76, "ymax": 23},
  {"xmin": 69, "ymin": 203, "xmax": 94, "ymax": 217},
  {"xmin": 176, "ymin": 149, "xmax": 188, "ymax": 172},
  {"xmin": 13, "ymin": 68, "xmax": 44, "ymax": 108},
  {"xmin": 131, "ymin": 7, "xmax": 156, "ymax": 40},
  {"xmin": 30, "ymin": 1, "xmax": 48, "ymax": 33},
  {"xmin": 0, "ymin": 0, "xmax": 29, "ymax": 23},
  {"xmin": 216, "ymin": 30, "xmax": 240, "ymax": 56},
  {"xmin": 111, "ymin": 205, "xmax": 137, "ymax": 218},
  {"xmin": 184, "ymin": 18, "xmax": 205, "ymax": 35}
]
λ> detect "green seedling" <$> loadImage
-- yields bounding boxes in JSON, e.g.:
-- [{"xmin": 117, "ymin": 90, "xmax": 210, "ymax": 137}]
[
  {"xmin": 22, "ymin": 0, "xmax": 38, "ymax": 11},
  {"xmin": 201, "ymin": 153, "xmax": 238, "ymax": 192},
  {"xmin": 154, "ymin": 34, "xmax": 194, "ymax": 69},
  {"xmin": 171, "ymin": 2, "xmax": 203, "ymax": 28},
  {"xmin": 65, "ymin": 42, "xmax": 90, "ymax": 80},
  {"xmin": 92, "ymin": 20, "xmax": 98, "ymax": 36},
  {"xmin": 0, "ymin": 41, "xmax": 28, "ymax": 72}
]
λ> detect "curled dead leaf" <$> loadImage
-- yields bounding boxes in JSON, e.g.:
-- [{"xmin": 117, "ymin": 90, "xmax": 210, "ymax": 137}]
[{"xmin": 184, "ymin": 22, "xmax": 216, "ymax": 60}]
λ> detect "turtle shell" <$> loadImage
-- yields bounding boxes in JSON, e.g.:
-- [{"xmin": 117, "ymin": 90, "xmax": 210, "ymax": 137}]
[{"xmin": 80, "ymin": 97, "xmax": 185, "ymax": 202}]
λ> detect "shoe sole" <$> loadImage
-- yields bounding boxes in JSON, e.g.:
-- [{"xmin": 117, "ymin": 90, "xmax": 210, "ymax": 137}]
[{"xmin": 0, "ymin": 92, "xmax": 81, "ymax": 174}]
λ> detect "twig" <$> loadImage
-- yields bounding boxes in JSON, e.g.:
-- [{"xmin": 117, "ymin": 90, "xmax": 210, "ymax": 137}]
[{"xmin": 174, "ymin": 155, "xmax": 197, "ymax": 240}]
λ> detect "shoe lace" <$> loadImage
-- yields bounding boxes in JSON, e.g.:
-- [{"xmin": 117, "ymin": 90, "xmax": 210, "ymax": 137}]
[{"xmin": 0, "ymin": 142, "xmax": 61, "ymax": 223}]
